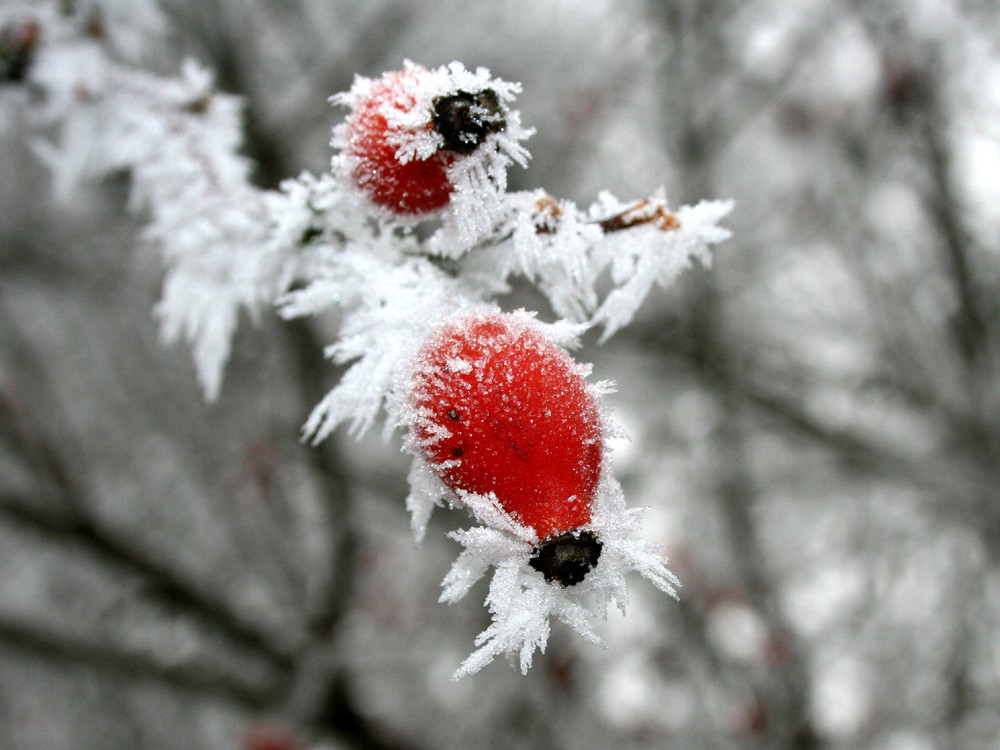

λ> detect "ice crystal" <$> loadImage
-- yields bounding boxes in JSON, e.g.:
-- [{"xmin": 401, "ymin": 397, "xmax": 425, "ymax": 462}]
[{"xmin": 439, "ymin": 463, "xmax": 680, "ymax": 679}]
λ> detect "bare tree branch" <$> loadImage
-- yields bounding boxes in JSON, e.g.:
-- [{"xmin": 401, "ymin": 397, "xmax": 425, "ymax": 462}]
[
  {"xmin": 0, "ymin": 302, "xmax": 298, "ymax": 672},
  {"xmin": 0, "ymin": 615, "xmax": 276, "ymax": 710},
  {"xmin": 0, "ymin": 489, "xmax": 295, "ymax": 672}
]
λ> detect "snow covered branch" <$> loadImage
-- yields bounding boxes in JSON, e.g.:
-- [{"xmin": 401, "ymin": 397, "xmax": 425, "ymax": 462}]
[{"xmin": 7, "ymin": 1, "xmax": 731, "ymax": 677}]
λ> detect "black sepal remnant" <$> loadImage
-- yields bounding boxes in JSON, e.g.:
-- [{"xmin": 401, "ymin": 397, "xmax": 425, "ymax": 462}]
[
  {"xmin": 432, "ymin": 89, "xmax": 506, "ymax": 154},
  {"xmin": 529, "ymin": 530, "xmax": 603, "ymax": 587}
]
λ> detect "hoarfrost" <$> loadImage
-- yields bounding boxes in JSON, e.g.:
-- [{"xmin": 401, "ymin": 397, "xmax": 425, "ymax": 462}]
[
  {"xmin": 589, "ymin": 193, "xmax": 735, "ymax": 340},
  {"xmin": 439, "ymin": 465, "xmax": 680, "ymax": 678},
  {"xmin": 18, "ymin": 8, "xmax": 721, "ymax": 679}
]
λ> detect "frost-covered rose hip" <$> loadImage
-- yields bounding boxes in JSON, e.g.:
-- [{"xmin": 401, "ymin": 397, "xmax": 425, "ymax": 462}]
[
  {"xmin": 410, "ymin": 314, "xmax": 681, "ymax": 671},
  {"xmin": 408, "ymin": 312, "xmax": 603, "ymax": 552},
  {"xmin": 339, "ymin": 67, "xmax": 506, "ymax": 216}
]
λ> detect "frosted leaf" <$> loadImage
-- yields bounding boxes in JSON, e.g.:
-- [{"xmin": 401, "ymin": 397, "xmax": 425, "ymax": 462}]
[
  {"xmin": 49, "ymin": 0, "xmax": 168, "ymax": 63},
  {"xmin": 443, "ymin": 189, "xmax": 731, "ymax": 337},
  {"xmin": 156, "ymin": 259, "xmax": 249, "ymax": 402},
  {"xmin": 26, "ymin": 21, "xmax": 277, "ymax": 399},
  {"xmin": 264, "ymin": 172, "xmax": 366, "ymax": 264},
  {"xmin": 589, "ymin": 193, "xmax": 734, "ymax": 340},
  {"xmin": 456, "ymin": 567, "xmax": 555, "ymax": 678},
  {"xmin": 455, "ymin": 190, "xmax": 604, "ymax": 322},
  {"xmin": 133, "ymin": 72, "xmax": 275, "ymax": 399}
]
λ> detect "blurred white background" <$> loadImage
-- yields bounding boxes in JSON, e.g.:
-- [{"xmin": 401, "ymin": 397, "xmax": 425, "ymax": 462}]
[{"xmin": 2, "ymin": 1, "xmax": 1000, "ymax": 748}]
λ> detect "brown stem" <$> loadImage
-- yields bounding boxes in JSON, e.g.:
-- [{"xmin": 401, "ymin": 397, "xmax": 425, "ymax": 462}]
[{"xmin": 597, "ymin": 198, "xmax": 680, "ymax": 232}]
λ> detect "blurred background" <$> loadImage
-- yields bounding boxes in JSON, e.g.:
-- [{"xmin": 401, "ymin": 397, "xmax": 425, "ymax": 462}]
[{"xmin": 2, "ymin": 0, "xmax": 1000, "ymax": 748}]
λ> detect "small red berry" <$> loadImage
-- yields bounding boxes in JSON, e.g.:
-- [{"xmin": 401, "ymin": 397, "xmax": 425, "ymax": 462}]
[
  {"xmin": 342, "ymin": 67, "xmax": 506, "ymax": 216},
  {"xmin": 409, "ymin": 312, "xmax": 603, "ymax": 542}
]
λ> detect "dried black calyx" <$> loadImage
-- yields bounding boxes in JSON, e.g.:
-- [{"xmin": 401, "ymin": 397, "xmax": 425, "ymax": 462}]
[
  {"xmin": 432, "ymin": 89, "xmax": 506, "ymax": 155},
  {"xmin": 528, "ymin": 530, "xmax": 602, "ymax": 587}
]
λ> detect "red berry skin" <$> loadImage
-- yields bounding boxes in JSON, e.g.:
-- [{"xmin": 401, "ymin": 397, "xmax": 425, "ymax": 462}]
[
  {"xmin": 410, "ymin": 313, "xmax": 603, "ymax": 540},
  {"xmin": 347, "ymin": 70, "xmax": 455, "ymax": 215}
]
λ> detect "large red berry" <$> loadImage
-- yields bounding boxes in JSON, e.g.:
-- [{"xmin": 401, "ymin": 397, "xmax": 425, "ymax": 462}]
[
  {"xmin": 409, "ymin": 312, "xmax": 603, "ymax": 540},
  {"xmin": 343, "ymin": 68, "xmax": 506, "ymax": 216}
]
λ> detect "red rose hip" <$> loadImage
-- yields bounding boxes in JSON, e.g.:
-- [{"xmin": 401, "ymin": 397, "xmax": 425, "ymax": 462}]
[
  {"xmin": 341, "ymin": 68, "xmax": 506, "ymax": 216},
  {"xmin": 408, "ymin": 311, "xmax": 603, "ymax": 541}
]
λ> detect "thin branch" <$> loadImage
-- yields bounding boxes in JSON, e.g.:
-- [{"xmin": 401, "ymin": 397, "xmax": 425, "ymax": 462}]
[
  {"xmin": 0, "ymin": 490, "xmax": 295, "ymax": 673},
  {"xmin": 920, "ymin": 91, "xmax": 988, "ymax": 366},
  {"xmin": 597, "ymin": 199, "xmax": 680, "ymax": 232},
  {"xmin": 531, "ymin": 193, "xmax": 681, "ymax": 234},
  {"xmin": 280, "ymin": 319, "xmax": 356, "ymax": 640},
  {"xmin": 624, "ymin": 315, "xmax": 1000, "ymax": 505},
  {"xmin": 193, "ymin": 28, "xmax": 418, "ymax": 739},
  {"xmin": 277, "ymin": 320, "xmax": 422, "ymax": 750},
  {"xmin": 0, "ymin": 303, "xmax": 296, "ymax": 672},
  {"xmin": 736, "ymin": 379, "xmax": 1000, "ymax": 501},
  {"xmin": 0, "ymin": 615, "xmax": 275, "ymax": 710}
]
